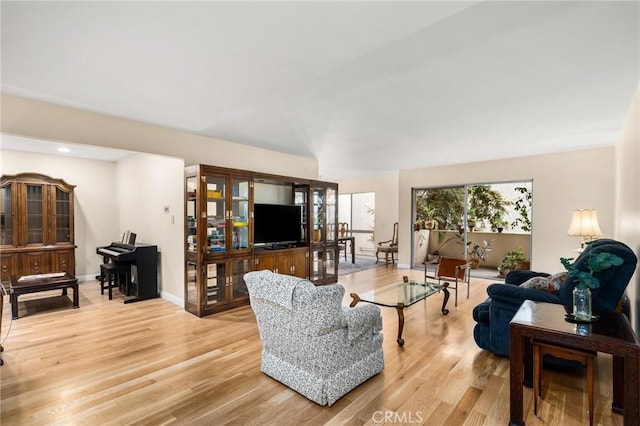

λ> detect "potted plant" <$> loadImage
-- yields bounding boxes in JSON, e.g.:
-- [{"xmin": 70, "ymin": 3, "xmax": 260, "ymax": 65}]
[
  {"xmin": 468, "ymin": 185, "xmax": 510, "ymax": 232},
  {"xmin": 498, "ymin": 247, "xmax": 528, "ymax": 277},
  {"xmin": 560, "ymin": 251, "xmax": 623, "ymax": 320},
  {"xmin": 467, "ymin": 239, "xmax": 494, "ymax": 268}
]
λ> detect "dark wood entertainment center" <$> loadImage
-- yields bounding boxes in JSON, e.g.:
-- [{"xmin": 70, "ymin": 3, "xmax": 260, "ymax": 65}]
[{"xmin": 184, "ymin": 164, "xmax": 338, "ymax": 317}]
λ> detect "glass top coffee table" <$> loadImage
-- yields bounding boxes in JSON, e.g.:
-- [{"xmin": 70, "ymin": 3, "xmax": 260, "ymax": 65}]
[{"xmin": 349, "ymin": 276, "xmax": 450, "ymax": 346}]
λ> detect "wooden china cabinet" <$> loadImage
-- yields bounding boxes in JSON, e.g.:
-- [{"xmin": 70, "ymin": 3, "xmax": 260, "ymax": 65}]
[{"xmin": 0, "ymin": 173, "xmax": 76, "ymax": 284}]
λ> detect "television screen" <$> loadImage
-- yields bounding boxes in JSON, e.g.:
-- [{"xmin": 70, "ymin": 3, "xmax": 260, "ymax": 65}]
[{"xmin": 254, "ymin": 203, "xmax": 302, "ymax": 246}]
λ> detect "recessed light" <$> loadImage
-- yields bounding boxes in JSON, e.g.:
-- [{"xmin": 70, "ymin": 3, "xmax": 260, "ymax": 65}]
[{"xmin": 57, "ymin": 147, "xmax": 71, "ymax": 153}]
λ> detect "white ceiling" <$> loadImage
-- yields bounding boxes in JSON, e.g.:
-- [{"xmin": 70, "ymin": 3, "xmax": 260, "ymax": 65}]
[{"xmin": 2, "ymin": 1, "xmax": 638, "ymax": 179}]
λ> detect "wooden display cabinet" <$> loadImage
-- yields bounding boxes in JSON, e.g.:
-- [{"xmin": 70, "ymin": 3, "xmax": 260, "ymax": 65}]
[
  {"xmin": 184, "ymin": 165, "xmax": 252, "ymax": 317},
  {"xmin": 184, "ymin": 165, "xmax": 337, "ymax": 317},
  {"xmin": 0, "ymin": 173, "xmax": 76, "ymax": 284},
  {"xmin": 310, "ymin": 181, "xmax": 338, "ymax": 284}
]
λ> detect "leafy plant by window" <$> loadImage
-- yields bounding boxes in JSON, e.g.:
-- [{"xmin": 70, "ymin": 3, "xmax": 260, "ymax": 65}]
[
  {"xmin": 415, "ymin": 188, "xmax": 465, "ymax": 230},
  {"xmin": 510, "ymin": 186, "xmax": 532, "ymax": 233},
  {"xmin": 498, "ymin": 247, "xmax": 528, "ymax": 275},
  {"xmin": 468, "ymin": 185, "xmax": 510, "ymax": 232},
  {"xmin": 467, "ymin": 239, "xmax": 494, "ymax": 262}
]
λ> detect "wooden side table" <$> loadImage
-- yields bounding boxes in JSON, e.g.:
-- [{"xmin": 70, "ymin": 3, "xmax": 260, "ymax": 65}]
[{"xmin": 509, "ymin": 301, "xmax": 640, "ymax": 426}]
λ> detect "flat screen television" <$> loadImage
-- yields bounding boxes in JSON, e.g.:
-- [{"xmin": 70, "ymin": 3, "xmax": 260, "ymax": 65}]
[{"xmin": 254, "ymin": 203, "xmax": 302, "ymax": 247}]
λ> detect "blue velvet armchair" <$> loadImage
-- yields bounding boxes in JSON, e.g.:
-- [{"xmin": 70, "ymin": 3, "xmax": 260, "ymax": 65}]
[{"xmin": 472, "ymin": 239, "xmax": 637, "ymax": 357}]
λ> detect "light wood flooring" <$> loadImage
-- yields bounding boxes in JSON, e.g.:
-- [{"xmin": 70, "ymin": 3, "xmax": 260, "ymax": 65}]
[{"xmin": 0, "ymin": 267, "xmax": 624, "ymax": 425}]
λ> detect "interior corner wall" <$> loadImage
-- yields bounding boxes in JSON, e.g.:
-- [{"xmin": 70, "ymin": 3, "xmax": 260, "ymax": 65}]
[
  {"xmin": 338, "ymin": 173, "xmax": 400, "ymax": 250},
  {"xmin": 0, "ymin": 149, "xmax": 118, "ymax": 279},
  {"xmin": 115, "ymin": 153, "xmax": 185, "ymax": 304},
  {"xmin": 398, "ymin": 147, "xmax": 616, "ymax": 273},
  {"xmin": 615, "ymin": 83, "xmax": 640, "ymax": 333}
]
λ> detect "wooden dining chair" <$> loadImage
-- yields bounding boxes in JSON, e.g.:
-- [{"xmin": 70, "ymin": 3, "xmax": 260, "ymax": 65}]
[
  {"xmin": 338, "ymin": 222, "xmax": 349, "ymax": 261},
  {"xmin": 375, "ymin": 222, "xmax": 398, "ymax": 266}
]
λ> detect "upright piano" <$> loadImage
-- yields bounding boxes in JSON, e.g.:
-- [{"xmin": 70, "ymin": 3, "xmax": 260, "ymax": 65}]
[{"xmin": 96, "ymin": 242, "xmax": 159, "ymax": 304}]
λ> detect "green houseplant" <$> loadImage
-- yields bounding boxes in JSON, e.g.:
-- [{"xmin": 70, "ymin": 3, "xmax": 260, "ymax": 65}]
[
  {"xmin": 498, "ymin": 247, "xmax": 529, "ymax": 277},
  {"xmin": 466, "ymin": 239, "xmax": 494, "ymax": 268},
  {"xmin": 560, "ymin": 251, "xmax": 623, "ymax": 320}
]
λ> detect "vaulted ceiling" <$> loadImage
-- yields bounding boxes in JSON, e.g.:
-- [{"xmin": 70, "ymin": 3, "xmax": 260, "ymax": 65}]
[{"xmin": 2, "ymin": 1, "xmax": 638, "ymax": 179}]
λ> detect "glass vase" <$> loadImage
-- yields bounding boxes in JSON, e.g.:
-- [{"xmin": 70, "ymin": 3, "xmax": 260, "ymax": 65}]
[{"xmin": 572, "ymin": 287, "xmax": 592, "ymax": 321}]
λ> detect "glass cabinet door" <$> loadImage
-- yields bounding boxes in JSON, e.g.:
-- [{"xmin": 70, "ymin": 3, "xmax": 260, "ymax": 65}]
[
  {"xmin": 311, "ymin": 249, "xmax": 323, "ymax": 282},
  {"xmin": 186, "ymin": 177, "xmax": 198, "ymax": 253},
  {"xmin": 326, "ymin": 187, "xmax": 336, "ymax": 244},
  {"xmin": 205, "ymin": 261, "xmax": 229, "ymax": 307},
  {"xmin": 325, "ymin": 249, "xmax": 337, "ymax": 282},
  {"xmin": 311, "ymin": 188, "xmax": 324, "ymax": 243},
  {"xmin": 54, "ymin": 187, "xmax": 72, "ymax": 243},
  {"xmin": 231, "ymin": 177, "xmax": 250, "ymax": 251},
  {"xmin": 294, "ymin": 185, "xmax": 308, "ymax": 244},
  {"xmin": 230, "ymin": 257, "xmax": 251, "ymax": 300},
  {"xmin": 206, "ymin": 175, "xmax": 226, "ymax": 254},
  {"xmin": 25, "ymin": 184, "xmax": 44, "ymax": 245},
  {"xmin": 0, "ymin": 184, "xmax": 12, "ymax": 246},
  {"xmin": 185, "ymin": 261, "xmax": 198, "ymax": 306}
]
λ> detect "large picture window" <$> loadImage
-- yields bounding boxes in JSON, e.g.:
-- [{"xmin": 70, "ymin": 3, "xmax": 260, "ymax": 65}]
[{"xmin": 412, "ymin": 181, "xmax": 532, "ymax": 278}]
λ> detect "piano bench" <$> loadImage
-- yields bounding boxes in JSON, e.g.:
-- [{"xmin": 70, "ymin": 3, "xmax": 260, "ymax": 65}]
[{"xmin": 100, "ymin": 263, "xmax": 130, "ymax": 300}]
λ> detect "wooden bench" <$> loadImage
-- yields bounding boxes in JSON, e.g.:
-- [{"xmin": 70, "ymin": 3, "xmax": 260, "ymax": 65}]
[{"xmin": 10, "ymin": 272, "xmax": 79, "ymax": 319}]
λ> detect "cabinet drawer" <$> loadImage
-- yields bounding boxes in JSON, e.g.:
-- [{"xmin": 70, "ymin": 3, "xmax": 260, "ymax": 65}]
[
  {"xmin": 0, "ymin": 252, "xmax": 19, "ymax": 284},
  {"xmin": 53, "ymin": 250, "xmax": 75, "ymax": 274},
  {"xmin": 21, "ymin": 251, "xmax": 48, "ymax": 275}
]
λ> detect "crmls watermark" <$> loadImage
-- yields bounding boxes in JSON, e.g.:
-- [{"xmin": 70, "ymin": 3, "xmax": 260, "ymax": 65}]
[{"xmin": 371, "ymin": 410, "xmax": 424, "ymax": 424}]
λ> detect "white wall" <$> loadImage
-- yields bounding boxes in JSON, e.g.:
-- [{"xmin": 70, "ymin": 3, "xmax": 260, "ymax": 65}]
[
  {"xmin": 0, "ymin": 149, "xmax": 118, "ymax": 280},
  {"xmin": 399, "ymin": 148, "xmax": 616, "ymax": 273},
  {"xmin": 615, "ymin": 84, "xmax": 640, "ymax": 332},
  {"xmin": 116, "ymin": 154, "xmax": 185, "ymax": 304},
  {"xmin": 339, "ymin": 173, "xmax": 399, "ymax": 248}
]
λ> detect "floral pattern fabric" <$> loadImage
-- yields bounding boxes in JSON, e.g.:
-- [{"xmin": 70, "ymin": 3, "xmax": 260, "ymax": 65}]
[
  {"xmin": 244, "ymin": 270, "xmax": 384, "ymax": 406},
  {"xmin": 519, "ymin": 271, "xmax": 567, "ymax": 294}
]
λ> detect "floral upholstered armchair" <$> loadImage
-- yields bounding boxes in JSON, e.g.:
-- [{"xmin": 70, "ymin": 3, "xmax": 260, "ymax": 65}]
[{"xmin": 244, "ymin": 270, "xmax": 384, "ymax": 406}]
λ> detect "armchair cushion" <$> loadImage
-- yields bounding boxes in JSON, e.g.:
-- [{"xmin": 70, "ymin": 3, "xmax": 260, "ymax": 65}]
[{"xmin": 245, "ymin": 270, "xmax": 384, "ymax": 406}]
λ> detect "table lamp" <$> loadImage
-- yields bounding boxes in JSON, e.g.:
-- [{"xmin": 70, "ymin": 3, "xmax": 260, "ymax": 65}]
[{"xmin": 567, "ymin": 209, "xmax": 602, "ymax": 251}]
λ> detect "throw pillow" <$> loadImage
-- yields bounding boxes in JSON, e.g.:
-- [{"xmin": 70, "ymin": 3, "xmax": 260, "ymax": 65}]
[{"xmin": 519, "ymin": 272, "xmax": 566, "ymax": 294}]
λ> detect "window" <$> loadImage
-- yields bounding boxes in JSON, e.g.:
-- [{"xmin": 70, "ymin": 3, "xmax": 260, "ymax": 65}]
[
  {"xmin": 412, "ymin": 181, "xmax": 532, "ymax": 276},
  {"xmin": 339, "ymin": 192, "xmax": 375, "ymax": 256}
]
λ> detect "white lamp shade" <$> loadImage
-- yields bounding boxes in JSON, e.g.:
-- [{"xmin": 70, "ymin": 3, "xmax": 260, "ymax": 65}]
[{"xmin": 567, "ymin": 209, "xmax": 603, "ymax": 237}]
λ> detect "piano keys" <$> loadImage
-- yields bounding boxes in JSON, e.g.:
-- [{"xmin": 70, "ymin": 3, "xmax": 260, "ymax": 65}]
[{"xmin": 96, "ymin": 242, "xmax": 159, "ymax": 304}]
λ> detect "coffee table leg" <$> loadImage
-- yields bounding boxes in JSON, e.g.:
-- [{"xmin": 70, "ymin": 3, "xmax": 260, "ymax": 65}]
[
  {"xmin": 349, "ymin": 293, "xmax": 361, "ymax": 308},
  {"xmin": 441, "ymin": 283, "xmax": 450, "ymax": 315},
  {"xmin": 395, "ymin": 303, "xmax": 405, "ymax": 346}
]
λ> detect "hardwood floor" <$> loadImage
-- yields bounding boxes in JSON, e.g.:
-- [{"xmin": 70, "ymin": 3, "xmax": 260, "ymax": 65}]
[{"xmin": 0, "ymin": 267, "xmax": 624, "ymax": 425}]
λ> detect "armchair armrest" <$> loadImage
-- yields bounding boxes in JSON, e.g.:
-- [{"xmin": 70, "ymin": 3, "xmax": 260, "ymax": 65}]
[
  {"xmin": 504, "ymin": 270, "xmax": 551, "ymax": 286},
  {"xmin": 377, "ymin": 239, "xmax": 393, "ymax": 247},
  {"xmin": 343, "ymin": 304, "xmax": 382, "ymax": 342},
  {"xmin": 487, "ymin": 283, "xmax": 561, "ymax": 308}
]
